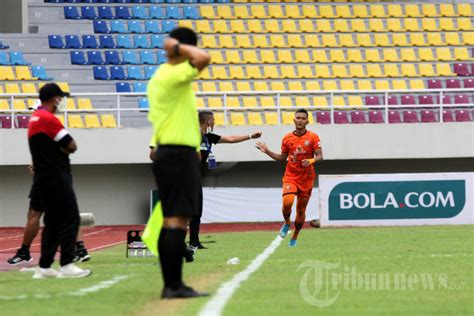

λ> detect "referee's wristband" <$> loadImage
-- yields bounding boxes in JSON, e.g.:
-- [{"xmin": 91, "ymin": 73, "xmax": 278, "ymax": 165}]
[{"xmin": 172, "ymin": 43, "xmax": 180, "ymax": 57}]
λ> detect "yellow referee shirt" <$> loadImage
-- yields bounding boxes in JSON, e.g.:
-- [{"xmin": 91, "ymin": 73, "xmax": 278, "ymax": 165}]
[{"xmin": 147, "ymin": 61, "xmax": 200, "ymax": 150}]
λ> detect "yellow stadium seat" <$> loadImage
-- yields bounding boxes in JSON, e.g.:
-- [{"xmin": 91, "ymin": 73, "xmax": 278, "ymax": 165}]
[
  {"xmin": 410, "ymin": 33, "xmax": 427, "ymax": 46},
  {"xmin": 356, "ymin": 34, "xmax": 372, "ymax": 47},
  {"xmin": 370, "ymin": 5, "xmax": 387, "ymax": 18},
  {"xmin": 247, "ymin": 20, "xmax": 263, "ymax": 33},
  {"xmin": 200, "ymin": 6, "xmax": 215, "ymax": 19},
  {"xmin": 56, "ymin": 82, "xmax": 70, "ymax": 93},
  {"xmin": 260, "ymin": 96, "xmax": 275, "ymax": 108},
  {"xmin": 422, "ymin": 4, "xmax": 438, "ymax": 17},
  {"xmin": 246, "ymin": 65, "xmax": 263, "ymax": 79},
  {"xmin": 209, "ymin": 51, "xmax": 223, "ymax": 64},
  {"xmin": 264, "ymin": 20, "xmax": 280, "ymax": 33},
  {"xmin": 230, "ymin": 21, "xmax": 246, "ymax": 33},
  {"xmin": 332, "ymin": 96, "xmax": 345, "ymax": 107},
  {"xmin": 350, "ymin": 19, "xmax": 366, "ymax": 33},
  {"xmin": 340, "ymin": 80, "xmax": 355, "ymax": 90},
  {"xmin": 234, "ymin": 6, "xmax": 249, "ymax": 19},
  {"xmin": 419, "ymin": 48, "xmax": 435, "ymax": 61},
  {"xmin": 287, "ymin": 81, "xmax": 303, "ymax": 91},
  {"xmin": 202, "ymin": 82, "xmax": 217, "ymax": 92},
  {"xmin": 348, "ymin": 96, "xmax": 363, "ymax": 107},
  {"xmin": 301, "ymin": 20, "xmax": 316, "ymax": 33},
  {"xmin": 12, "ymin": 99, "xmax": 26, "ymax": 111},
  {"xmin": 208, "ymin": 97, "xmax": 223, "ymax": 109},
  {"xmin": 347, "ymin": 49, "xmax": 364, "ymax": 62},
  {"xmin": 5, "ymin": 83, "xmax": 20, "ymax": 94},
  {"xmin": 422, "ymin": 19, "xmax": 438, "ymax": 31},
  {"xmin": 219, "ymin": 35, "xmax": 234, "ymax": 48},
  {"xmin": 440, "ymin": 4, "xmax": 456, "ymax": 17},
  {"xmin": 236, "ymin": 82, "xmax": 251, "ymax": 91},
  {"xmin": 260, "ymin": 50, "xmax": 276, "ymax": 64},
  {"xmin": 353, "ymin": 5, "xmax": 369, "ymax": 18},
  {"xmin": 332, "ymin": 64, "xmax": 348, "ymax": 78},
  {"xmin": 242, "ymin": 96, "xmax": 258, "ymax": 108},
  {"xmin": 366, "ymin": 64, "xmax": 382, "ymax": 77},
  {"xmin": 339, "ymin": 34, "xmax": 356, "ymax": 47},
  {"xmin": 392, "ymin": 33, "xmax": 408, "ymax": 46},
  {"xmin": 383, "ymin": 48, "xmax": 399, "ymax": 62},
  {"xmin": 281, "ymin": 20, "xmax": 297, "ymax": 33},
  {"xmin": 321, "ymin": 34, "xmax": 339, "ymax": 47},
  {"xmin": 281, "ymin": 65, "xmax": 296, "ymax": 78},
  {"xmin": 388, "ymin": 4, "xmax": 404, "ymax": 17},
  {"xmin": 401, "ymin": 64, "xmax": 418, "ymax": 77},
  {"xmin": 313, "ymin": 96, "xmax": 328, "ymax": 107},
  {"xmin": 285, "ymin": 5, "xmax": 301, "ymax": 18},
  {"xmin": 198, "ymin": 68, "xmax": 211, "ymax": 80},
  {"xmin": 313, "ymin": 49, "xmax": 328, "ymax": 63},
  {"xmin": 297, "ymin": 65, "xmax": 313, "ymax": 79},
  {"xmin": 295, "ymin": 96, "xmax": 310, "ymax": 107},
  {"xmin": 329, "ymin": 50, "xmax": 345, "ymax": 63},
  {"xmin": 392, "ymin": 79, "xmax": 407, "ymax": 90},
  {"xmin": 295, "ymin": 50, "xmax": 311, "ymax": 63},
  {"xmin": 230, "ymin": 113, "xmax": 246, "ymax": 126},
  {"xmin": 463, "ymin": 32, "xmax": 474, "ymax": 45},
  {"xmin": 68, "ymin": 115, "xmax": 84, "ymax": 128},
  {"xmin": 250, "ymin": 5, "xmax": 266, "ymax": 18},
  {"xmin": 213, "ymin": 112, "xmax": 225, "ymax": 126},
  {"xmin": 196, "ymin": 98, "xmax": 205, "ymax": 109},
  {"xmin": 375, "ymin": 80, "xmax": 390, "ymax": 90},
  {"xmin": 303, "ymin": 34, "xmax": 320, "ymax": 48},
  {"xmin": 212, "ymin": 66, "xmax": 227, "ymax": 79},
  {"xmin": 445, "ymin": 33, "xmax": 461, "ymax": 46},
  {"xmin": 85, "ymin": 115, "xmax": 100, "ymax": 128},
  {"xmin": 0, "ymin": 66, "xmax": 15, "ymax": 80},
  {"xmin": 263, "ymin": 65, "xmax": 280, "ymax": 79},
  {"xmin": 322, "ymin": 80, "xmax": 337, "ymax": 90},
  {"xmin": 254, "ymin": 81, "xmax": 269, "ymax": 91},
  {"xmin": 55, "ymin": 114, "xmax": 64, "ymax": 125},
  {"xmin": 201, "ymin": 35, "xmax": 218, "ymax": 48},
  {"xmin": 427, "ymin": 33, "xmax": 443, "ymax": 46},
  {"xmin": 319, "ymin": 5, "xmax": 335, "ymax": 18},
  {"xmin": 366, "ymin": 49, "xmax": 382, "ymax": 62},
  {"xmin": 440, "ymin": 18, "xmax": 456, "ymax": 31},
  {"xmin": 264, "ymin": 112, "xmax": 278, "ymax": 125},
  {"xmin": 305, "ymin": 81, "xmax": 320, "ymax": 91},
  {"xmin": 277, "ymin": 50, "xmax": 293, "ymax": 63},
  {"xmin": 436, "ymin": 63, "xmax": 454, "ymax": 76},
  {"xmin": 21, "ymin": 83, "xmax": 37, "ymax": 94},
  {"xmin": 254, "ymin": 35, "xmax": 269, "ymax": 48},
  {"xmin": 419, "ymin": 64, "xmax": 434, "ymax": 77},
  {"xmin": 384, "ymin": 64, "xmax": 400, "ymax": 77},
  {"xmin": 369, "ymin": 19, "xmax": 385, "ymax": 32},
  {"xmin": 270, "ymin": 82, "xmax": 285, "ymax": 91},
  {"xmin": 0, "ymin": 85, "xmax": 3, "ymax": 94},
  {"xmin": 213, "ymin": 20, "xmax": 230, "ymax": 34},
  {"xmin": 436, "ymin": 47, "xmax": 453, "ymax": 61},
  {"xmin": 226, "ymin": 97, "xmax": 240, "ymax": 108},
  {"xmin": 0, "ymin": 99, "xmax": 12, "ymax": 111},
  {"xmin": 316, "ymin": 20, "xmax": 332, "ymax": 33},
  {"xmin": 179, "ymin": 20, "xmax": 193, "ymax": 29},
  {"xmin": 16, "ymin": 67, "xmax": 35, "ymax": 80},
  {"xmin": 242, "ymin": 50, "xmax": 258, "ymax": 64},
  {"xmin": 65, "ymin": 98, "xmax": 75, "ymax": 110},
  {"xmin": 315, "ymin": 65, "xmax": 331, "ymax": 78},
  {"xmin": 236, "ymin": 36, "xmax": 252, "ymax": 49},
  {"xmin": 26, "ymin": 99, "xmax": 36, "ymax": 109},
  {"xmin": 279, "ymin": 96, "xmax": 293, "ymax": 108},
  {"xmin": 404, "ymin": 18, "xmax": 420, "ymax": 32},
  {"xmin": 268, "ymin": 5, "xmax": 284, "ymax": 18},
  {"xmin": 217, "ymin": 6, "xmax": 233, "ymax": 19},
  {"xmin": 458, "ymin": 18, "xmax": 472, "ymax": 31},
  {"xmin": 387, "ymin": 18, "xmax": 403, "ymax": 32},
  {"xmin": 78, "ymin": 98, "xmax": 92, "ymax": 110},
  {"xmin": 336, "ymin": 5, "xmax": 352, "ymax": 18},
  {"xmin": 334, "ymin": 19, "xmax": 350, "ymax": 32},
  {"xmin": 400, "ymin": 48, "xmax": 417, "ymax": 61},
  {"xmin": 374, "ymin": 33, "xmax": 390, "ymax": 47},
  {"xmin": 282, "ymin": 112, "xmax": 295, "ymax": 125},
  {"xmin": 288, "ymin": 35, "xmax": 304, "ymax": 48},
  {"xmin": 195, "ymin": 20, "xmax": 211, "ymax": 33},
  {"xmin": 357, "ymin": 80, "xmax": 372, "ymax": 90},
  {"xmin": 248, "ymin": 112, "xmax": 263, "ymax": 126},
  {"xmin": 405, "ymin": 4, "xmax": 422, "ymax": 17},
  {"xmin": 409, "ymin": 79, "xmax": 424, "ymax": 90},
  {"xmin": 458, "ymin": 4, "xmax": 473, "ymax": 17},
  {"xmin": 270, "ymin": 35, "xmax": 286, "ymax": 48},
  {"xmin": 223, "ymin": 51, "xmax": 238, "ymax": 64},
  {"xmin": 454, "ymin": 47, "xmax": 471, "ymax": 61},
  {"xmin": 302, "ymin": 5, "xmax": 317, "ymax": 18},
  {"xmin": 349, "ymin": 64, "xmax": 366, "ymax": 78}
]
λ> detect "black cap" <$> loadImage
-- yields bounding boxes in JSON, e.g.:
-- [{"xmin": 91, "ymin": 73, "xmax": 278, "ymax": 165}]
[{"xmin": 39, "ymin": 83, "xmax": 70, "ymax": 102}]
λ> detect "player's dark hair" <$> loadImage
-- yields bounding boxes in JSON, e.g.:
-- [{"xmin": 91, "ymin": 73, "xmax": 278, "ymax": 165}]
[
  {"xmin": 169, "ymin": 27, "xmax": 198, "ymax": 46},
  {"xmin": 199, "ymin": 110, "xmax": 213, "ymax": 123},
  {"xmin": 295, "ymin": 108, "xmax": 308, "ymax": 118}
]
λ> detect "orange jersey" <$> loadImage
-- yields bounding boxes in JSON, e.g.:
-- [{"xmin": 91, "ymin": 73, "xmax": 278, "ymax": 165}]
[{"xmin": 281, "ymin": 130, "xmax": 321, "ymax": 183}]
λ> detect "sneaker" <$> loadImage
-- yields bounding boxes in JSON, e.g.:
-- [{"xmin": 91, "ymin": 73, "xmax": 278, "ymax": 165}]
[
  {"xmin": 74, "ymin": 248, "xmax": 91, "ymax": 263},
  {"xmin": 279, "ymin": 223, "xmax": 290, "ymax": 238},
  {"xmin": 59, "ymin": 263, "xmax": 92, "ymax": 278},
  {"xmin": 184, "ymin": 246, "xmax": 195, "ymax": 263},
  {"xmin": 7, "ymin": 250, "xmax": 33, "ymax": 265},
  {"xmin": 161, "ymin": 285, "xmax": 209, "ymax": 299},
  {"xmin": 33, "ymin": 267, "xmax": 61, "ymax": 279},
  {"xmin": 189, "ymin": 242, "xmax": 207, "ymax": 250},
  {"xmin": 289, "ymin": 239, "xmax": 297, "ymax": 247}
]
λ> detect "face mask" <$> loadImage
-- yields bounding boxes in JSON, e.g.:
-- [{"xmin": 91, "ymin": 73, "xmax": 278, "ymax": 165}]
[
  {"xmin": 206, "ymin": 126, "xmax": 212, "ymax": 133},
  {"xmin": 55, "ymin": 98, "xmax": 67, "ymax": 112}
]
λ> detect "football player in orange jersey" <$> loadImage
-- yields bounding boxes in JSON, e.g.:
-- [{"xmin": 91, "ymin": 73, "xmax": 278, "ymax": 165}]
[{"xmin": 256, "ymin": 109, "xmax": 323, "ymax": 247}]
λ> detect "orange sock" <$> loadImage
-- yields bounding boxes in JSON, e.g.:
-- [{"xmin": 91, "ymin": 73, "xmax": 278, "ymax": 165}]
[
  {"xmin": 282, "ymin": 194, "xmax": 295, "ymax": 225},
  {"xmin": 291, "ymin": 197, "xmax": 309, "ymax": 240}
]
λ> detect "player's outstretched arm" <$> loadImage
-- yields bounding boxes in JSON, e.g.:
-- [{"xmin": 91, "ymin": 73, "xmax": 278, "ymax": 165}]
[
  {"xmin": 255, "ymin": 141, "xmax": 288, "ymax": 162},
  {"xmin": 219, "ymin": 132, "xmax": 262, "ymax": 144},
  {"xmin": 164, "ymin": 37, "xmax": 210, "ymax": 71}
]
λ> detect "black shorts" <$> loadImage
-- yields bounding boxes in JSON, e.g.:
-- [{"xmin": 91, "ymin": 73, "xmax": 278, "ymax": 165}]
[
  {"xmin": 28, "ymin": 182, "xmax": 44, "ymax": 212},
  {"xmin": 153, "ymin": 145, "xmax": 200, "ymax": 218}
]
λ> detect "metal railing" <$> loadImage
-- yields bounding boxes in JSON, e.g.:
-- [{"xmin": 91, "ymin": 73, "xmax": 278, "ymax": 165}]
[{"xmin": 0, "ymin": 88, "xmax": 473, "ymax": 128}]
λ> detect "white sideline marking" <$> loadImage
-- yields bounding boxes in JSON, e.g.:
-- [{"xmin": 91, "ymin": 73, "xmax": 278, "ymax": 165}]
[
  {"xmin": 88, "ymin": 240, "xmax": 125, "ymax": 251},
  {"xmin": 198, "ymin": 235, "xmax": 283, "ymax": 316},
  {"xmin": 0, "ymin": 234, "xmax": 24, "ymax": 241}
]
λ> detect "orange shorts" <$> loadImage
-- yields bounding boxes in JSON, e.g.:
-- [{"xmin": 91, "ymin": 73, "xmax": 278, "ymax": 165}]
[{"xmin": 282, "ymin": 180, "xmax": 314, "ymax": 198}]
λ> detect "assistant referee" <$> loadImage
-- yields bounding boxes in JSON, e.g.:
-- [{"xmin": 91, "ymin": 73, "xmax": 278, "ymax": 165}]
[{"xmin": 147, "ymin": 27, "xmax": 210, "ymax": 299}]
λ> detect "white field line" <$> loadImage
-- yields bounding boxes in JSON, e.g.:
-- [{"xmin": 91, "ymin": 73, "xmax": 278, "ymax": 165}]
[
  {"xmin": 0, "ymin": 234, "xmax": 25, "ymax": 241},
  {"xmin": 198, "ymin": 235, "xmax": 284, "ymax": 316},
  {"xmin": 88, "ymin": 240, "xmax": 126, "ymax": 251}
]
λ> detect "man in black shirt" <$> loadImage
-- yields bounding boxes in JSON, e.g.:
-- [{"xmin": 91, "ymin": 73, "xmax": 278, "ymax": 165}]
[{"xmin": 189, "ymin": 111, "xmax": 262, "ymax": 249}]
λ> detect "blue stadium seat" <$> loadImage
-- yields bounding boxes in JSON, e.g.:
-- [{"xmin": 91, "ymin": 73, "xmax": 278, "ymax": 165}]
[
  {"xmin": 132, "ymin": 6, "xmax": 148, "ymax": 19},
  {"xmin": 166, "ymin": 6, "xmax": 182, "ymax": 19},
  {"xmin": 70, "ymin": 51, "xmax": 88, "ymax": 65},
  {"xmin": 66, "ymin": 35, "xmax": 82, "ymax": 48},
  {"xmin": 122, "ymin": 50, "xmax": 139, "ymax": 64},
  {"xmin": 87, "ymin": 51, "xmax": 104, "ymax": 65},
  {"xmin": 0, "ymin": 40, "xmax": 10, "ymax": 49},
  {"xmin": 144, "ymin": 66, "xmax": 157, "ymax": 79},
  {"xmin": 128, "ymin": 21, "xmax": 144, "ymax": 33},
  {"xmin": 0, "ymin": 52, "xmax": 9, "ymax": 65},
  {"xmin": 115, "ymin": 6, "xmax": 131, "ymax": 19},
  {"xmin": 162, "ymin": 21, "xmax": 177, "ymax": 33},
  {"xmin": 83, "ymin": 0, "xmax": 99, "ymax": 3},
  {"xmin": 47, "ymin": 0, "xmax": 65, "ymax": 2},
  {"xmin": 132, "ymin": 0, "xmax": 150, "ymax": 3},
  {"xmin": 145, "ymin": 20, "xmax": 161, "ymax": 33},
  {"xmin": 64, "ymin": 6, "xmax": 80, "ymax": 19},
  {"xmin": 157, "ymin": 50, "xmax": 166, "ymax": 63},
  {"xmin": 49, "ymin": 35, "xmax": 65, "ymax": 49},
  {"xmin": 81, "ymin": 6, "xmax": 97, "ymax": 19},
  {"xmin": 93, "ymin": 66, "xmax": 109, "ymax": 80},
  {"xmin": 66, "ymin": 0, "xmax": 82, "ymax": 3},
  {"xmin": 98, "ymin": 6, "xmax": 114, "ymax": 19},
  {"xmin": 138, "ymin": 98, "xmax": 149, "ymax": 109},
  {"xmin": 151, "ymin": 34, "xmax": 165, "ymax": 48},
  {"xmin": 183, "ymin": 6, "xmax": 200, "ymax": 19},
  {"xmin": 9, "ymin": 52, "xmax": 30, "ymax": 65},
  {"xmin": 105, "ymin": 50, "xmax": 121, "ymax": 64},
  {"xmin": 150, "ymin": 0, "xmax": 164, "ymax": 3},
  {"xmin": 32, "ymin": 66, "xmax": 53, "ymax": 80},
  {"xmin": 166, "ymin": 0, "xmax": 181, "ymax": 3},
  {"xmin": 134, "ymin": 82, "xmax": 147, "ymax": 93},
  {"xmin": 140, "ymin": 50, "xmax": 155, "ymax": 64},
  {"xmin": 93, "ymin": 20, "xmax": 110, "ymax": 33},
  {"xmin": 116, "ymin": 82, "xmax": 131, "ymax": 92},
  {"xmin": 98, "ymin": 0, "xmax": 115, "ymax": 3},
  {"xmin": 183, "ymin": 0, "xmax": 199, "ymax": 3},
  {"xmin": 117, "ymin": 35, "xmax": 133, "ymax": 48},
  {"xmin": 134, "ymin": 35, "xmax": 149, "ymax": 48},
  {"xmin": 115, "ymin": 0, "xmax": 132, "ymax": 3},
  {"xmin": 111, "ymin": 20, "xmax": 127, "ymax": 33},
  {"xmin": 110, "ymin": 66, "xmax": 127, "ymax": 80},
  {"xmin": 217, "ymin": 0, "xmax": 230, "ymax": 2},
  {"xmin": 149, "ymin": 6, "xmax": 165, "ymax": 19},
  {"xmin": 99, "ymin": 35, "xmax": 116, "ymax": 48},
  {"xmin": 82, "ymin": 35, "xmax": 98, "ymax": 48},
  {"xmin": 127, "ymin": 66, "xmax": 145, "ymax": 79}
]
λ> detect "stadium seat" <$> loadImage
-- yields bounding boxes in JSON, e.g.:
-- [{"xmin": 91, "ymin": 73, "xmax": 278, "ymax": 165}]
[
  {"xmin": 365, "ymin": 96, "xmax": 381, "ymax": 106},
  {"xmin": 422, "ymin": 19, "xmax": 438, "ymax": 31},
  {"xmin": 150, "ymin": 34, "xmax": 165, "ymax": 49},
  {"xmin": 419, "ymin": 95, "xmax": 434, "ymax": 105},
  {"xmin": 454, "ymin": 63, "xmax": 471, "ymax": 76},
  {"xmin": 288, "ymin": 35, "xmax": 304, "ymax": 48},
  {"xmin": 144, "ymin": 66, "xmax": 157, "ymax": 79},
  {"xmin": 31, "ymin": 66, "xmax": 52, "ymax": 80},
  {"xmin": 87, "ymin": 51, "xmax": 104, "ymax": 65},
  {"xmin": 388, "ymin": 110, "xmax": 402, "ymax": 123},
  {"xmin": 260, "ymin": 96, "xmax": 275, "ymax": 107},
  {"xmin": 128, "ymin": 21, "xmax": 144, "ymax": 34},
  {"xmin": 401, "ymin": 95, "xmax": 416, "ymax": 105},
  {"xmin": 410, "ymin": 33, "xmax": 427, "ymax": 46},
  {"xmin": 98, "ymin": 6, "xmax": 113, "ymax": 19},
  {"xmin": 84, "ymin": 115, "xmax": 101, "ymax": 128},
  {"xmin": 314, "ymin": 111, "xmax": 329, "ymax": 124},
  {"xmin": 458, "ymin": 3, "xmax": 473, "ymax": 17},
  {"xmin": 49, "ymin": 35, "xmax": 65, "ymax": 49},
  {"xmin": 111, "ymin": 21, "xmax": 127, "ymax": 33},
  {"xmin": 367, "ymin": 64, "xmax": 383, "ymax": 77},
  {"xmin": 383, "ymin": 48, "xmax": 399, "ymax": 62},
  {"xmin": 93, "ymin": 66, "xmax": 109, "ymax": 80},
  {"xmin": 82, "ymin": 6, "xmax": 98, "ymax": 19},
  {"xmin": 17, "ymin": 116, "xmax": 30, "ymax": 128},
  {"xmin": 403, "ymin": 110, "xmax": 419, "ymax": 123},
  {"xmin": 333, "ymin": 111, "xmax": 348, "ymax": 124},
  {"xmin": 392, "ymin": 79, "xmax": 407, "ymax": 90},
  {"xmin": 0, "ymin": 116, "xmax": 14, "ymax": 128},
  {"xmin": 105, "ymin": 50, "xmax": 121, "ymax": 65},
  {"xmin": 351, "ymin": 111, "xmax": 367, "ymax": 124},
  {"xmin": 76, "ymin": 98, "xmax": 92, "ymax": 110},
  {"xmin": 5, "ymin": 83, "xmax": 20, "ymax": 94},
  {"xmin": 150, "ymin": 6, "xmax": 165, "ymax": 19},
  {"xmin": 446, "ymin": 79, "xmax": 461, "ymax": 89},
  {"xmin": 64, "ymin": 6, "xmax": 80, "ymax": 19},
  {"xmin": 454, "ymin": 47, "xmax": 470, "ymax": 61},
  {"xmin": 313, "ymin": 50, "xmax": 328, "ymax": 63},
  {"xmin": 230, "ymin": 113, "xmax": 246, "ymax": 126},
  {"xmin": 420, "ymin": 110, "xmax": 437, "ymax": 123},
  {"xmin": 464, "ymin": 79, "xmax": 474, "ymax": 88},
  {"xmin": 16, "ymin": 66, "xmax": 35, "ymax": 80},
  {"xmin": 162, "ymin": 21, "xmax": 178, "ymax": 33},
  {"xmin": 116, "ymin": 6, "xmax": 131, "ymax": 19},
  {"xmin": 139, "ymin": 50, "xmax": 154, "ymax": 64},
  {"xmin": 442, "ymin": 110, "xmax": 455, "ymax": 122},
  {"xmin": 0, "ymin": 40, "xmax": 10, "ymax": 49},
  {"xmin": 401, "ymin": 63, "xmax": 417, "ymax": 77},
  {"xmin": 138, "ymin": 98, "xmax": 149, "ymax": 110},
  {"xmin": 400, "ymin": 48, "xmax": 417, "ymax": 62},
  {"xmin": 131, "ymin": 6, "xmax": 147, "ymax": 19},
  {"xmin": 122, "ymin": 50, "xmax": 139, "ymax": 64},
  {"xmin": 22, "ymin": 83, "xmax": 37, "ymax": 94},
  {"xmin": 9, "ymin": 52, "xmax": 29, "ymax": 65},
  {"xmin": 369, "ymin": 110, "xmax": 384, "ymax": 124},
  {"xmin": 356, "ymin": 34, "xmax": 372, "ymax": 47},
  {"xmin": 454, "ymin": 95, "xmax": 470, "ymax": 105},
  {"xmin": 127, "ymin": 66, "xmax": 144, "ymax": 79},
  {"xmin": 455, "ymin": 110, "xmax": 472, "ymax": 122},
  {"xmin": 436, "ymin": 63, "xmax": 454, "ymax": 76},
  {"xmin": 68, "ymin": 115, "xmax": 84, "ymax": 128},
  {"xmin": 427, "ymin": 79, "xmax": 442, "ymax": 89},
  {"xmin": 409, "ymin": 79, "xmax": 425, "ymax": 90},
  {"xmin": 133, "ymin": 35, "xmax": 149, "ymax": 48},
  {"xmin": 71, "ymin": 51, "xmax": 87, "ymax": 65},
  {"xmin": 247, "ymin": 112, "xmax": 263, "ymax": 126},
  {"xmin": 375, "ymin": 80, "xmax": 390, "ymax": 90},
  {"xmin": 65, "ymin": 35, "xmax": 81, "ymax": 49},
  {"xmin": 388, "ymin": 95, "xmax": 399, "ymax": 105},
  {"xmin": 116, "ymin": 82, "xmax": 131, "ymax": 92},
  {"xmin": 93, "ymin": 20, "xmax": 110, "ymax": 34}
]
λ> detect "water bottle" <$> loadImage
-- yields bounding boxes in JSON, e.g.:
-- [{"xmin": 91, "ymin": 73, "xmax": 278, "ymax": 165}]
[{"xmin": 208, "ymin": 153, "xmax": 217, "ymax": 169}]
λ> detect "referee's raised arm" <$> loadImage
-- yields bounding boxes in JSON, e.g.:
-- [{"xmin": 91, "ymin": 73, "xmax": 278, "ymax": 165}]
[{"xmin": 164, "ymin": 37, "xmax": 210, "ymax": 71}]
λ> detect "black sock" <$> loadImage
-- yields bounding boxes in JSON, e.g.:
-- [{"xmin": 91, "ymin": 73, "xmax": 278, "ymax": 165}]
[
  {"xmin": 76, "ymin": 240, "xmax": 85, "ymax": 250},
  {"xmin": 158, "ymin": 228, "xmax": 186, "ymax": 291},
  {"xmin": 20, "ymin": 244, "xmax": 30, "ymax": 252}
]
